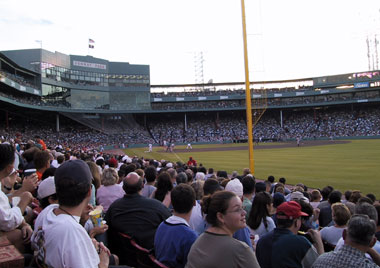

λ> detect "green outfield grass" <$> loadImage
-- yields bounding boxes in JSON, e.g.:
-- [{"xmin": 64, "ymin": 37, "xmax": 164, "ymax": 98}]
[{"xmin": 123, "ymin": 139, "xmax": 380, "ymax": 197}]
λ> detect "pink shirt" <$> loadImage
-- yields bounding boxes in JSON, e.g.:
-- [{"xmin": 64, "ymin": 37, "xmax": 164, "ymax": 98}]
[{"xmin": 96, "ymin": 184, "xmax": 125, "ymax": 212}]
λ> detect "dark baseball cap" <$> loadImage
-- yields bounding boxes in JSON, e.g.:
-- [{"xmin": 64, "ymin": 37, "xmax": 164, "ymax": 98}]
[{"xmin": 55, "ymin": 160, "xmax": 92, "ymax": 186}]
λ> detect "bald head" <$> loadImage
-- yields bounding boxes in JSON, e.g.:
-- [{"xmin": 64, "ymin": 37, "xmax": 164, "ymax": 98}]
[{"xmin": 123, "ymin": 172, "xmax": 143, "ymax": 195}]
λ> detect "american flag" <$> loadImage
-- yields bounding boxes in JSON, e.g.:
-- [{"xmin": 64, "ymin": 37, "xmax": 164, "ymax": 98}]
[{"xmin": 89, "ymin": 38, "xmax": 95, "ymax": 43}]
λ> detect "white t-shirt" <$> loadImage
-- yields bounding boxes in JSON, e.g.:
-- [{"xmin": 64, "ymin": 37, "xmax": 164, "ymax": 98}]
[
  {"xmin": 0, "ymin": 182, "xmax": 23, "ymax": 231},
  {"xmin": 32, "ymin": 204, "xmax": 99, "ymax": 268},
  {"xmin": 320, "ymin": 225, "xmax": 345, "ymax": 245},
  {"xmin": 189, "ymin": 201, "xmax": 205, "ymax": 235},
  {"xmin": 250, "ymin": 216, "xmax": 276, "ymax": 238}
]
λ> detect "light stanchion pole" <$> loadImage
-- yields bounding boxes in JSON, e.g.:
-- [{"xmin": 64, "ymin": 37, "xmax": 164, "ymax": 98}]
[{"xmin": 240, "ymin": 0, "xmax": 255, "ymax": 174}]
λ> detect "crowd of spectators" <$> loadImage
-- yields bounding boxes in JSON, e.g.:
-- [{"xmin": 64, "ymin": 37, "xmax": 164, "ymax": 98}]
[
  {"xmin": 151, "ymin": 85, "xmax": 314, "ymax": 98},
  {"xmin": 1, "ymin": 106, "xmax": 379, "ymax": 151},
  {"xmin": 0, "ymin": 119, "xmax": 154, "ymax": 152},
  {"xmin": 0, "ymin": 70, "xmax": 38, "ymax": 89},
  {"xmin": 2, "ymin": 71, "xmax": 379, "ymax": 112},
  {"xmin": 147, "ymin": 106, "xmax": 380, "ymax": 143},
  {"xmin": 1, "ymin": 138, "xmax": 380, "ymax": 267},
  {"xmin": 151, "ymin": 90, "xmax": 380, "ymax": 111}
]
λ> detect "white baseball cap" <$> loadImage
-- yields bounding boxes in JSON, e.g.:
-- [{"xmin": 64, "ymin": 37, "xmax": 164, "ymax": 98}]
[{"xmin": 38, "ymin": 176, "xmax": 56, "ymax": 199}]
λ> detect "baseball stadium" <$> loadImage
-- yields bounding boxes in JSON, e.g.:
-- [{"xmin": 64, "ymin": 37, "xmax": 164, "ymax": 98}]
[{"xmin": 1, "ymin": 48, "xmax": 379, "ymax": 196}]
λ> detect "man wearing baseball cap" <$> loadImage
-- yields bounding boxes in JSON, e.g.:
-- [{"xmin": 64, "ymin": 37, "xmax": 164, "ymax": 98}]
[
  {"xmin": 31, "ymin": 160, "xmax": 110, "ymax": 268},
  {"xmin": 256, "ymin": 201, "xmax": 324, "ymax": 268}
]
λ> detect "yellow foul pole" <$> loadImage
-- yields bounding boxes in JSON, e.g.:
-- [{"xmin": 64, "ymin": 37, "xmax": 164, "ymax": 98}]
[{"xmin": 240, "ymin": 0, "xmax": 255, "ymax": 174}]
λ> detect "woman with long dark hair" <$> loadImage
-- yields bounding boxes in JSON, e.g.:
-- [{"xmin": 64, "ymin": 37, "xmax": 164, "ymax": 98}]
[
  {"xmin": 151, "ymin": 171, "xmax": 173, "ymax": 207},
  {"xmin": 247, "ymin": 191, "xmax": 275, "ymax": 237}
]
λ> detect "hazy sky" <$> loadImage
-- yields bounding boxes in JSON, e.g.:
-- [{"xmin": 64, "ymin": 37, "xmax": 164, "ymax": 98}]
[{"xmin": 1, "ymin": 0, "xmax": 380, "ymax": 84}]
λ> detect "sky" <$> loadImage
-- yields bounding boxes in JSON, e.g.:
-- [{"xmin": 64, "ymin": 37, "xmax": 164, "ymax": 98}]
[{"xmin": 1, "ymin": 0, "xmax": 380, "ymax": 85}]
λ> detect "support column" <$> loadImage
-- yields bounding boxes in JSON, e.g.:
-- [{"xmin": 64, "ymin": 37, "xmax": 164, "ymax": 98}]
[
  {"xmin": 5, "ymin": 111, "xmax": 9, "ymax": 130},
  {"xmin": 184, "ymin": 113, "xmax": 187, "ymax": 132},
  {"xmin": 280, "ymin": 110, "xmax": 283, "ymax": 128},
  {"xmin": 56, "ymin": 114, "xmax": 60, "ymax": 132}
]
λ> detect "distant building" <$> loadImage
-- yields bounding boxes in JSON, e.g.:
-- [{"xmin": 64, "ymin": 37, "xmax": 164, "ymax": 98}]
[{"xmin": 1, "ymin": 48, "xmax": 150, "ymax": 111}]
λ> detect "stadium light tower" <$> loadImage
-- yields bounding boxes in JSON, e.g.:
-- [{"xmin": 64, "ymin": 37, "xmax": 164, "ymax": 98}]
[
  {"xmin": 194, "ymin": 51, "xmax": 205, "ymax": 91},
  {"xmin": 240, "ymin": 0, "xmax": 255, "ymax": 174}
]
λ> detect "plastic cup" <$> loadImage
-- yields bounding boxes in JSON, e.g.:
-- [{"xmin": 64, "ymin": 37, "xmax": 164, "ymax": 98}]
[{"xmin": 89, "ymin": 208, "xmax": 103, "ymax": 227}]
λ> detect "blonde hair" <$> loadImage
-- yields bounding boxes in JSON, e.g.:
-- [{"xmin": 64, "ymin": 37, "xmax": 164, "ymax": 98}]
[
  {"xmin": 310, "ymin": 190, "xmax": 322, "ymax": 202},
  {"xmin": 101, "ymin": 168, "xmax": 119, "ymax": 186},
  {"xmin": 332, "ymin": 202, "xmax": 351, "ymax": 226}
]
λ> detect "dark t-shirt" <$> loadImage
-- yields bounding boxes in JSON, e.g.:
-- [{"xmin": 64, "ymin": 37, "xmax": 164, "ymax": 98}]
[
  {"xmin": 105, "ymin": 193, "xmax": 171, "ymax": 250},
  {"xmin": 256, "ymin": 228, "xmax": 316, "ymax": 268}
]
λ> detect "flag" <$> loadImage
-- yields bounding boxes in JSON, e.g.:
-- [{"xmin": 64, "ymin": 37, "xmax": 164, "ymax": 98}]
[
  {"xmin": 89, "ymin": 44, "xmax": 94, "ymax": 49},
  {"xmin": 89, "ymin": 38, "xmax": 95, "ymax": 43}
]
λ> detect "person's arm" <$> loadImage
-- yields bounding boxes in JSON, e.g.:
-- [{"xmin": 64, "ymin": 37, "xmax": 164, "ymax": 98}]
[
  {"xmin": 89, "ymin": 224, "xmax": 109, "ymax": 239},
  {"xmin": 18, "ymin": 220, "xmax": 33, "ymax": 243},
  {"xmin": 236, "ymin": 244, "xmax": 260, "ymax": 268},
  {"xmin": 16, "ymin": 192, "xmax": 33, "ymax": 215},
  {"xmin": 367, "ymin": 247, "xmax": 380, "ymax": 266},
  {"xmin": 92, "ymin": 239, "xmax": 110, "ymax": 268},
  {"xmin": 308, "ymin": 229, "xmax": 324, "ymax": 255},
  {"xmin": 11, "ymin": 174, "xmax": 38, "ymax": 198}
]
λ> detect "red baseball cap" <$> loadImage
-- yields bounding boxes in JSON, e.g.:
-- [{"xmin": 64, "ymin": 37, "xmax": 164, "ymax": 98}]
[{"xmin": 276, "ymin": 201, "xmax": 309, "ymax": 220}]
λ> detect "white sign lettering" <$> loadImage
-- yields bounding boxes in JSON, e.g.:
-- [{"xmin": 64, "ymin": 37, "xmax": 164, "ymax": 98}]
[{"xmin": 73, "ymin": 60, "xmax": 107, "ymax": 70}]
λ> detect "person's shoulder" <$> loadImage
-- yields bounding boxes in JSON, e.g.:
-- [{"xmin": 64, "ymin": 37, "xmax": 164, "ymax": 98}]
[
  {"xmin": 165, "ymin": 223, "xmax": 198, "ymax": 238},
  {"xmin": 312, "ymin": 251, "xmax": 336, "ymax": 267},
  {"xmin": 292, "ymin": 233, "xmax": 312, "ymax": 246}
]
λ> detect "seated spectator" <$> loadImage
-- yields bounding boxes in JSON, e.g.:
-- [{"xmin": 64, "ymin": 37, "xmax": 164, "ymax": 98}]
[
  {"xmin": 375, "ymin": 205, "xmax": 380, "ymax": 243},
  {"xmin": 319, "ymin": 190, "xmax": 342, "ymax": 227},
  {"xmin": 242, "ymin": 175, "xmax": 255, "ymax": 220},
  {"xmin": 31, "ymin": 160, "xmax": 110, "ymax": 267},
  {"xmin": 188, "ymin": 180, "xmax": 208, "ymax": 235},
  {"xmin": 37, "ymin": 176, "xmax": 58, "ymax": 209},
  {"xmin": 318, "ymin": 186, "xmax": 334, "ymax": 210},
  {"xmin": 334, "ymin": 202, "xmax": 380, "ymax": 254},
  {"xmin": 310, "ymin": 189, "xmax": 322, "ymax": 209},
  {"xmin": 279, "ymin": 177, "xmax": 291, "ymax": 195},
  {"xmin": 106, "ymin": 172, "xmax": 171, "ymax": 264},
  {"xmin": 247, "ymin": 191, "xmax": 276, "ymax": 238},
  {"xmin": 203, "ymin": 178, "xmax": 222, "ymax": 196},
  {"xmin": 96, "ymin": 168, "xmax": 124, "ymax": 212},
  {"xmin": 34, "ymin": 150, "xmax": 51, "ymax": 181},
  {"xmin": 367, "ymin": 194, "xmax": 377, "ymax": 204},
  {"xmin": 255, "ymin": 181, "xmax": 267, "ymax": 193},
  {"xmin": 256, "ymin": 201, "xmax": 324, "ymax": 268},
  {"xmin": 154, "ymin": 184, "xmax": 198, "ymax": 268},
  {"xmin": 152, "ymin": 171, "xmax": 173, "ymax": 207},
  {"xmin": 313, "ymin": 215, "xmax": 380, "ymax": 267},
  {"xmin": 0, "ymin": 143, "xmax": 34, "ymax": 253},
  {"xmin": 186, "ymin": 191, "xmax": 260, "ymax": 268},
  {"xmin": 176, "ymin": 172, "xmax": 188, "ymax": 185},
  {"xmin": 141, "ymin": 165, "xmax": 157, "ymax": 198},
  {"xmin": 320, "ymin": 203, "xmax": 351, "ymax": 247},
  {"xmin": 349, "ymin": 190, "xmax": 362, "ymax": 204},
  {"xmin": 225, "ymin": 178, "xmax": 253, "ymax": 248}
]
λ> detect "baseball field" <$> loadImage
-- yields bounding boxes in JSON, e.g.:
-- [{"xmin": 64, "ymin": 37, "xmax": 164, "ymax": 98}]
[{"xmin": 121, "ymin": 139, "xmax": 380, "ymax": 197}]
